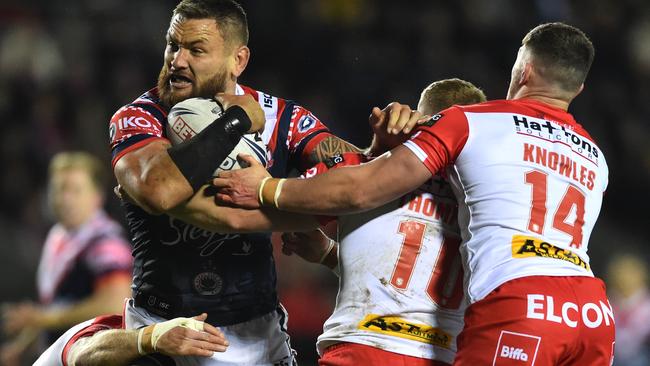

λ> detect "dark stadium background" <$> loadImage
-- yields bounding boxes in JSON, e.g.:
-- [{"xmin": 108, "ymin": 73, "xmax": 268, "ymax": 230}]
[{"xmin": 0, "ymin": 0, "xmax": 648, "ymax": 365}]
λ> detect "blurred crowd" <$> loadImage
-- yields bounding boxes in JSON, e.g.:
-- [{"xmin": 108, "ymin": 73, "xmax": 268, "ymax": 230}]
[{"xmin": 0, "ymin": 0, "xmax": 649, "ymax": 364}]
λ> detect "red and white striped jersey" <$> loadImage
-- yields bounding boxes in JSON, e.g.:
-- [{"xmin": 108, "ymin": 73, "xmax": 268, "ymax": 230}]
[
  {"xmin": 403, "ymin": 99, "xmax": 609, "ymax": 303},
  {"xmin": 306, "ymin": 154, "xmax": 466, "ymax": 363}
]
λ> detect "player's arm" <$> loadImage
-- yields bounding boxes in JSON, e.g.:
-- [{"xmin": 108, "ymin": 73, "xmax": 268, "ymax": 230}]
[
  {"xmin": 113, "ymin": 94, "xmax": 263, "ymax": 214},
  {"xmin": 290, "ymin": 102, "xmax": 422, "ymax": 170},
  {"xmin": 214, "ymin": 104, "xmax": 467, "ymax": 215},
  {"xmin": 65, "ymin": 329, "xmax": 141, "ymax": 366},
  {"xmin": 303, "ymin": 134, "xmax": 363, "ymax": 167},
  {"xmin": 279, "ymin": 146, "xmax": 431, "ymax": 214},
  {"xmin": 167, "ymin": 186, "xmax": 320, "ymax": 233},
  {"xmin": 215, "ymin": 145, "xmax": 432, "ymax": 215},
  {"xmin": 67, "ymin": 314, "xmax": 228, "ymax": 366},
  {"xmin": 281, "ymin": 230, "xmax": 339, "ymax": 271}
]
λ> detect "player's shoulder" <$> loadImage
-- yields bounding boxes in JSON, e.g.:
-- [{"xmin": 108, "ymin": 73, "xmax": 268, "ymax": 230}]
[
  {"xmin": 453, "ymin": 99, "xmax": 520, "ymax": 114},
  {"xmin": 111, "ymin": 88, "xmax": 167, "ymax": 118},
  {"xmin": 239, "ymin": 84, "xmax": 290, "ymax": 105},
  {"xmin": 239, "ymin": 83, "xmax": 315, "ymax": 116}
]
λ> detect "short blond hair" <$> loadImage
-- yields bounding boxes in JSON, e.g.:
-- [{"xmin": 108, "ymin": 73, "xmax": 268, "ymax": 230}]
[
  {"xmin": 420, "ymin": 78, "xmax": 486, "ymax": 114},
  {"xmin": 49, "ymin": 151, "xmax": 107, "ymax": 191}
]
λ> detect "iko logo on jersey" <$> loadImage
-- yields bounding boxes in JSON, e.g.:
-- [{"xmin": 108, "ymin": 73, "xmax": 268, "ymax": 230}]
[
  {"xmin": 358, "ymin": 314, "xmax": 452, "ymax": 348},
  {"xmin": 512, "ymin": 115, "xmax": 599, "ymax": 161},
  {"xmin": 527, "ymin": 294, "xmax": 614, "ymax": 329},
  {"xmin": 493, "ymin": 330, "xmax": 540, "ymax": 365},
  {"xmin": 511, "ymin": 235, "xmax": 590, "ymax": 270}
]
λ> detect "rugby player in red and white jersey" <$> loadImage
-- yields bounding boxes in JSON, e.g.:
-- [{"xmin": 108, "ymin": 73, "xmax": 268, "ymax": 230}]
[
  {"xmin": 279, "ymin": 79, "xmax": 487, "ymax": 366},
  {"xmin": 215, "ymin": 23, "xmax": 615, "ymax": 365},
  {"xmin": 34, "ymin": 313, "xmax": 228, "ymax": 366}
]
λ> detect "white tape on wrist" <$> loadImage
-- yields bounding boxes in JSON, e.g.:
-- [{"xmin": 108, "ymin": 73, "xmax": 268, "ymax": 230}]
[
  {"xmin": 258, "ymin": 177, "xmax": 271, "ymax": 205},
  {"xmin": 274, "ymin": 178, "xmax": 286, "ymax": 209},
  {"xmin": 150, "ymin": 317, "xmax": 205, "ymax": 351}
]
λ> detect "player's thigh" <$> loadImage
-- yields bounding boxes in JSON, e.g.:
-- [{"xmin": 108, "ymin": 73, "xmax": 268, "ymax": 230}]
[
  {"xmin": 558, "ymin": 277, "xmax": 615, "ymax": 366},
  {"xmin": 454, "ymin": 276, "xmax": 594, "ymax": 366}
]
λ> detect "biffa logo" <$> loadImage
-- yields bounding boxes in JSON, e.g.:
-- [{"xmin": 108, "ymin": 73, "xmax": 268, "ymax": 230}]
[
  {"xmin": 493, "ymin": 330, "xmax": 540, "ymax": 365},
  {"xmin": 500, "ymin": 346, "xmax": 528, "ymax": 361}
]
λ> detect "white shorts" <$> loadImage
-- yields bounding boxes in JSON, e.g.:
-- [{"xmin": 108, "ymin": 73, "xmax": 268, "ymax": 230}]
[{"xmin": 124, "ymin": 298, "xmax": 297, "ymax": 366}]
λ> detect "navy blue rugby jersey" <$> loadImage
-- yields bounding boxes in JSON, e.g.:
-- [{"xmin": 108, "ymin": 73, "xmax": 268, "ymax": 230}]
[{"xmin": 109, "ymin": 84, "xmax": 332, "ymax": 324}]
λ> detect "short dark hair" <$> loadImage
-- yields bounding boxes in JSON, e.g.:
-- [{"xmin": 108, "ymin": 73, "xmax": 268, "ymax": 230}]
[
  {"xmin": 522, "ymin": 22, "xmax": 594, "ymax": 92},
  {"xmin": 420, "ymin": 78, "xmax": 487, "ymax": 114},
  {"xmin": 173, "ymin": 0, "xmax": 249, "ymax": 47}
]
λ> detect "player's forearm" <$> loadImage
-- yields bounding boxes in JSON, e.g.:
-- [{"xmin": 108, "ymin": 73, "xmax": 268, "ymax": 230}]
[
  {"xmin": 70, "ymin": 329, "xmax": 140, "ymax": 366},
  {"xmin": 169, "ymin": 187, "xmax": 319, "ymax": 233},
  {"xmin": 115, "ymin": 141, "xmax": 194, "ymax": 214},
  {"xmin": 274, "ymin": 146, "xmax": 431, "ymax": 215},
  {"xmin": 274, "ymin": 169, "xmax": 375, "ymax": 215}
]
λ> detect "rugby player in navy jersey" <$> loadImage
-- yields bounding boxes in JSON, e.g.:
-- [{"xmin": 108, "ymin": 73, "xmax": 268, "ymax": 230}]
[{"xmin": 109, "ymin": 0, "xmax": 419, "ymax": 364}]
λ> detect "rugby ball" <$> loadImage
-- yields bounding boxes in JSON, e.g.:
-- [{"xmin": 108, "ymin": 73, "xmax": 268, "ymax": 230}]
[{"xmin": 167, "ymin": 97, "xmax": 267, "ymax": 173}]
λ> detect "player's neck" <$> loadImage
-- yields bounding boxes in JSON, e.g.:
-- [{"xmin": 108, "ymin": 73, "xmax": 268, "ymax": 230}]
[
  {"xmin": 224, "ymin": 79, "xmax": 238, "ymax": 94},
  {"xmin": 512, "ymin": 86, "xmax": 570, "ymax": 111}
]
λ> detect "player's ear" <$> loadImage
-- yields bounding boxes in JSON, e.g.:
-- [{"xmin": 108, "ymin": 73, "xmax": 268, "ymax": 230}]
[
  {"xmin": 232, "ymin": 45, "xmax": 250, "ymax": 78},
  {"xmin": 520, "ymin": 62, "xmax": 533, "ymax": 86}
]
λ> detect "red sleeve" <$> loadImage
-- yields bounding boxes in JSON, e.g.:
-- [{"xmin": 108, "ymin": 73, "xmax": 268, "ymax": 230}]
[
  {"xmin": 403, "ymin": 106, "xmax": 469, "ymax": 175},
  {"xmin": 286, "ymin": 105, "xmax": 330, "ymax": 168},
  {"xmin": 61, "ymin": 315, "xmax": 123, "ymax": 366},
  {"xmin": 109, "ymin": 104, "xmax": 169, "ymax": 167}
]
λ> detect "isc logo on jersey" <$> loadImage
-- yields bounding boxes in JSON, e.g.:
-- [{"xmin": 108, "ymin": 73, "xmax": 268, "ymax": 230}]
[{"xmin": 166, "ymin": 97, "xmax": 267, "ymax": 173}]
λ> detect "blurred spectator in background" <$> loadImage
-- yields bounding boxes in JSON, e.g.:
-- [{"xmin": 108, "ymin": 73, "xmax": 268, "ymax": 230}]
[
  {"xmin": 1, "ymin": 151, "xmax": 132, "ymax": 366},
  {"xmin": 608, "ymin": 253, "xmax": 650, "ymax": 366}
]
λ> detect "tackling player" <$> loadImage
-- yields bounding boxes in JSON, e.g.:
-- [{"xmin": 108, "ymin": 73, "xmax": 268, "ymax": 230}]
[
  {"xmin": 34, "ymin": 313, "xmax": 228, "ymax": 366},
  {"xmin": 215, "ymin": 22, "xmax": 615, "ymax": 365},
  {"xmin": 282, "ymin": 79, "xmax": 486, "ymax": 365}
]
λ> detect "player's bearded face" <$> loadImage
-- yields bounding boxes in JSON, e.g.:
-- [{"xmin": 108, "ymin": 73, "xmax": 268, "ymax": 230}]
[
  {"xmin": 158, "ymin": 16, "xmax": 232, "ymax": 107},
  {"xmin": 157, "ymin": 63, "xmax": 228, "ymax": 107}
]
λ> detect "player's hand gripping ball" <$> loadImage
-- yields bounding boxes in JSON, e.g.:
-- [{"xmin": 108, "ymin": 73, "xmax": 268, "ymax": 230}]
[{"xmin": 167, "ymin": 97, "xmax": 267, "ymax": 173}]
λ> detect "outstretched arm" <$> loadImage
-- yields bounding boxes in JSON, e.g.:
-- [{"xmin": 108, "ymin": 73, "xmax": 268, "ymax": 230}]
[
  {"xmin": 67, "ymin": 314, "xmax": 228, "ymax": 366},
  {"xmin": 214, "ymin": 145, "xmax": 432, "ymax": 215},
  {"xmin": 167, "ymin": 186, "xmax": 320, "ymax": 233}
]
